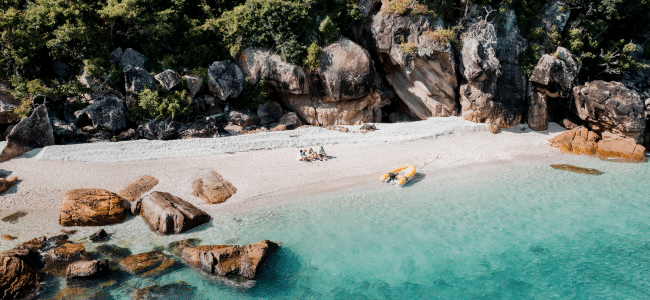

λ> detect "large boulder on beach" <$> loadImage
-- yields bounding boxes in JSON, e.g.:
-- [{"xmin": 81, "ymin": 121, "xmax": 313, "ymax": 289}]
[
  {"xmin": 59, "ymin": 189, "xmax": 126, "ymax": 226},
  {"xmin": 0, "ymin": 91, "xmax": 22, "ymax": 124},
  {"xmin": 0, "ymin": 252, "xmax": 42, "ymax": 300},
  {"xmin": 66, "ymin": 259, "xmax": 109, "ymax": 280},
  {"xmin": 124, "ymin": 66, "xmax": 156, "ymax": 95},
  {"xmin": 182, "ymin": 240, "xmax": 279, "ymax": 279},
  {"xmin": 226, "ymin": 110, "xmax": 259, "ymax": 128},
  {"xmin": 257, "ymin": 102, "xmax": 283, "ymax": 125},
  {"xmin": 237, "ymin": 48, "xmax": 308, "ymax": 94},
  {"xmin": 119, "ymin": 176, "xmax": 159, "ymax": 202},
  {"xmin": 0, "ymin": 176, "xmax": 18, "ymax": 195},
  {"xmin": 0, "ymin": 104, "xmax": 55, "ymax": 163},
  {"xmin": 208, "ymin": 61, "xmax": 244, "ymax": 101},
  {"xmin": 369, "ymin": 12, "xmax": 457, "ymax": 119},
  {"xmin": 119, "ymin": 251, "xmax": 178, "ymax": 277},
  {"xmin": 548, "ymin": 126, "xmax": 646, "ymax": 161},
  {"xmin": 191, "ymin": 171, "xmax": 237, "ymax": 204},
  {"xmin": 573, "ymin": 80, "xmax": 646, "ymax": 142},
  {"xmin": 74, "ymin": 95, "xmax": 126, "ymax": 132},
  {"xmin": 139, "ymin": 191, "xmax": 210, "ymax": 234}
]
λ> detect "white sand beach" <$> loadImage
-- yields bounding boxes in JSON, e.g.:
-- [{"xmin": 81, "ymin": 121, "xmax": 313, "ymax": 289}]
[{"xmin": 0, "ymin": 117, "xmax": 566, "ymax": 250}]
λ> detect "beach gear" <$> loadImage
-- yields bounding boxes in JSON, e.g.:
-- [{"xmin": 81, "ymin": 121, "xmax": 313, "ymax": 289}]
[{"xmin": 380, "ymin": 164, "xmax": 416, "ymax": 186}]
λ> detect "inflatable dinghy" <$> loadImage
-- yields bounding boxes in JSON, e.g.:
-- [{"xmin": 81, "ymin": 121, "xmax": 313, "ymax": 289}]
[{"xmin": 380, "ymin": 164, "xmax": 416, "ymax": 186}]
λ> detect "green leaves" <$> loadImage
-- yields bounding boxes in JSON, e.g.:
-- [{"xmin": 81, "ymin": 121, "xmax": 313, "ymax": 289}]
[{"xmin": 130, "ymin": 87, "xmax": 192, "ymax": 120}]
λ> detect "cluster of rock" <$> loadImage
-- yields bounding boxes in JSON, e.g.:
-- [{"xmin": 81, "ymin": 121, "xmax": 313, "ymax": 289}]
[
  {"xmin": 0, "ymin": 1, "xmax": 648, "ymax": 163},
  {"xmin": 0, "ymin": 232, "xmax": 279, "ymax": 299}
]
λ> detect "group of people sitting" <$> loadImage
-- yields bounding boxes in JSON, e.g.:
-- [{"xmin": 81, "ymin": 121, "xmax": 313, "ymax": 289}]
[{"xmin": 297, "ymin": 146, "xmax": 327, "ymax": 162}]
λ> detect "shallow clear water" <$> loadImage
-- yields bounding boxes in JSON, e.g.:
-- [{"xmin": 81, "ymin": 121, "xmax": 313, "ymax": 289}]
[{"xmin": 38, "ymin": 155, "xmax": 650, "ymax": 299}]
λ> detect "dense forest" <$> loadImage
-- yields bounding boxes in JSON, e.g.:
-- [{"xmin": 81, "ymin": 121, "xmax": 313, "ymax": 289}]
[{"xmin": 1, "ymin": 0, "xmax": 649, "ymax": 121}]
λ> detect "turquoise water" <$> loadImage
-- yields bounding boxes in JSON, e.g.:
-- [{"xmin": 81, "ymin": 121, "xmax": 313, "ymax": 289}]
[{"xmin": 40, "ymin": 155, "xmax": 650, "ymax": 299}]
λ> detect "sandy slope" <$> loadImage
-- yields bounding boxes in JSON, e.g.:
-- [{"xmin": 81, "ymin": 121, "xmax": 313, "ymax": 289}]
[{"xmin": 0, "ymin": 117, "xmax": 565, "ymax": 250}]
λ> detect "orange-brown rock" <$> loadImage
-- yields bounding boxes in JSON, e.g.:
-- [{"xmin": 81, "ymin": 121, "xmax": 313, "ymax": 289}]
[
  {"xmin": 41, "ymin": 242, "xmax": 90, "ymax": 277},
  {"xmin": 59, "ymin": 189, "xmax": 126, "ymax": 226},
  {"xmin": 119, "ymin": 251, "xmax": 178, "ymax": 277},
  {"xmin": 191, "ymin": 171, "xmax": 237, "ymax": 204},
  {"xmin": 0, "ymin": 176, "xmax": 18, "ymax": 195},
  {"xmin": 118, "ymin": 176, "xmax": 159, "ymax": 202},
  {"xmin": 182, "ymin": 240, "xmax": 279, "ymax": 279},
  {"xmin": 0, "ymin": 254, "xmax": 41, "ymax": 300},
  {"xmin": 487, "ymin": 124, "xmax": 502, "ymax": 134},
  {"xmin": 548, "ymin": 126, "xmax": 646, "ymax": 162}
]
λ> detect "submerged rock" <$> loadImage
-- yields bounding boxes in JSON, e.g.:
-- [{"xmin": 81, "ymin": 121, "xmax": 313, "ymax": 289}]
[
  {"xmin": 167, "ymin": 239, "xmax": 202, "ymax": 257},
  {"xmin": 59, "ymin": 189, "xmax": 126, "ymax": 227},
  {"xmin": 89, "ymin": 229, "xmax": 110, "ymax": 242},
  {"xmin": 66, "ymin": 259, "xmax": 110, "ymax": 280},
  {"xmin": 43, "ymin": 242, "xmax": 91, "ymax": 276},
  {"xmin": 182, "ymin": 240, "xmax": 279, "ymax": 279},
  {"xmin": 119, "ymin": 251, "xmax": 178, "ymax": 277},
  {"xmin": 1, "ymin": 210, "xmax": 27, "ymax": 223},
  {"xmin": 132, "ymin": 281, "xmax": 197, "ymax": 300},
  {"xmin": 550, "ymin": 164, "xmax": 602, "ymax": 175},
  {"xmin": 191, "ymin": 171, "xmax": 237, "ymax": 204},
  {"xmin": 92, "ymin": 244, "xmax": 132, "ymax": 263},
  {"xmin": 139, "ymin": 191, "xmax": 210, "ymax": 235}
]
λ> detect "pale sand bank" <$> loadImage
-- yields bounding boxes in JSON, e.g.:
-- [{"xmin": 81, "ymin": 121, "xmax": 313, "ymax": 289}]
[{"xmin": 0, "ymin": 117, "xmax": 566, "ymax": 250}]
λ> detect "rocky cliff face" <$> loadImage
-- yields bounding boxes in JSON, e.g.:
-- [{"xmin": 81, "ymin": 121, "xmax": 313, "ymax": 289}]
[
  {"xmin": 369, "ymin": 11, "xmax": 458, "ymax": 119},
  {"xmin": 459, "ymin": 13, "xmax": 527, "ymax": 129}
]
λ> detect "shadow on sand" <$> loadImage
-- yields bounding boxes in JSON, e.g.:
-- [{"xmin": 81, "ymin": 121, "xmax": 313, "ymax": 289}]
[{"xmin": 403, "ymin": 173, "xmax": 426, "ymax": 187}]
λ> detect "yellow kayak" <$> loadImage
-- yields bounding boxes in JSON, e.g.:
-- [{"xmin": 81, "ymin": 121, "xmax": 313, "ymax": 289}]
[{"xmin": 380, "ymin": 164, "xmax": 416, "ymax": 186}]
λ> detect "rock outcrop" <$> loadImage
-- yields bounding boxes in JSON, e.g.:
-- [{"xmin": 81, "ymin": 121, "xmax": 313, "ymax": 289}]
[
  {"xmin": 548, "ymin": 126, "xmax": 646, "ymax": 161},
  {"xmin": 573, "ymin": 80, "xmax": 646, "ymax": 142},
  {"xmin": 185, "ymin": 75, "xmax": 203, "ymax": 99},
  {"xmin": 119, "ymin": 175, "xmax": 159, "ymax": 202},
  {"xmin": 237, "ymin": 39, "xmax": 386, "ymax": 126},
  {"xmin": 459, "ymin": 14, "xmax": 526, "ymax": 129},
  {"xmin": 119, "ymin": 48, "xmax": 147, "ymax": 69},
  {"xmin": 257, "ymin": 102, "xmax": 283, "ymax": 125},
  {"xmin": 0, "ymin": 251, "xmax": 41, "ymax": 300},
  {"xmin": 370, "ymin": 12, "xmax": 457, "ymax": 119},
  {"xmin": 59, "ymin": 189, "xmax": 126, "ymax": 226},
  {"xmin": 0, "ymin": 104, "xmax": 55, "ymax": 163},
  {"xmin": 74, "ymin": 95, "xmax": 126, "ymax": 132},
  {"xmin": 182, "ymin": 240, "xmax": 279, "ymax": 279},
  {"xmin": 119, "ymin": 251, "xmax": 178, "ymax": 277},
  {"xmin": 124, "ymin": 66, "xmax": 156, "ymax": 106},
  {"xmin": 208, "ymin": 61, "xmax": 244, "ymax": 101},
  {"xmin": 0, "ymin": 91, "xmax": 21, "ymax": 124},
  {"xmin": 191, "ymin": 171, "xmax": 237, "ymax": 204},
  {"xmin": 66, "ymin": 259, "xmax": 109, "ymax": 280},
  {"xmin": 154, "ymin": 69, "xmax": 182, "ymax": 91},
  {"xmin": 139, "ymin": 191, "xmax": 210, "ymax": 234}
]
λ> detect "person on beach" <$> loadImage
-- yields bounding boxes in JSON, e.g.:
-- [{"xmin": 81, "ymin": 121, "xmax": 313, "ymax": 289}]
[
  {"xmin": 318, "ymin": 146, "xmax": 327, "ymax": 161},
  {"xmin": 308, "ymin": 148, "xmax": 321, "ymax": 161},
  {"xmin": 297, "ymin": 149, "xmax": 309, "ymax": 162}
]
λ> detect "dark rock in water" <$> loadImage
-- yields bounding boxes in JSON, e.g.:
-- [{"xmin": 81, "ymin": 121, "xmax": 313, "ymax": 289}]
[
  {"xmin": 182, "ymin": 240, "xmax": 279, "ymax": 279},
  {"xmin": 139, "ymin": 191, "xmax": 210, "ymax": 235},
  {"xmin": 119, "ymin": 251, "xmax": 178, "ymax": 277},
  {"xmin": 92, "ymin": 244, "xmax": 132, "ymax": 263},
  {"xmin": 0, "ymin": 251, "xmax": 42, "ymax": 300},
  {"xmin": 16, "ymin": 236, "xmax": 47, "ymax": 252},
  {"xmin": 191, "ymin": 171, "xmax": 237, "ymax": 204},
  {"xmin": 167, "ymin": 238, "xmax": 202, "ymax": 257},
  {"xmin": 43, "ymin": 242, "xmax": 91, "ymax": 277},
  {"xmin": 529, "ymin": 245, "xmax": 550, "ymax": 254},
  {"xmin": 66, "ymin": 259, "xmax": 110, "ymax": 280},
  {"xmin": 1, "ymin": 248, "xmax": 42, "ymax": 270},
  {"xmin": 48, "ymin": 286, "xmax": 116, "ymax": 300},
  {"xmin": 132, "ymin": 281, "xmax": 197, "ymax": 300},
  {"xmin": 2, "ymin": 211, "xmax": 27, "ymax": 223},
  {"xmin": 90, "ymin": 229, "xmax": 110, "ymax": 242},
  {"xmin": 550, "ymin": 164, "xmax": 603, "ymax": 175},
  {"xmin": 0, "ymin": 104, "xmax": 54, "ymax": 163}
]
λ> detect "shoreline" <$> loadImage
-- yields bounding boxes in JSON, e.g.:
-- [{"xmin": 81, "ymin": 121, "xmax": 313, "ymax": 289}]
[{"xmin": 0, "ymin": 118, "xmax": 567, "ymax": 251}]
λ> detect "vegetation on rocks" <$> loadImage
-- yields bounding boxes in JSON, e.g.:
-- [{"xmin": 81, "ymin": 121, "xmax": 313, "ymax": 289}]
[
  {"xmin": 129, "ymin": 87, "xmax": 191, "ymax": 120},
  {"xmin": 235, "ymin": 78, "xmax": 270, "ymax": 111}
]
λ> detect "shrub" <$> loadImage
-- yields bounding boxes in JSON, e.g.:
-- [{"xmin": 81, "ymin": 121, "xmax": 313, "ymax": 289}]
[
  {"xmin": 383, "ymin": 0, "xmax": 413, "ymax": 15},
  {"xmin": 13, "ymin": 98, "xmax": 32, "ymax": 119},
  {"xmin": 129, "ymin": 87, "xmax": 191, "ymax": 120},
  {"xmin": 424, "ymin": 29, "xmax": 455, "ymax": 44},
  {"xmin": 400, "ymin": 43, "xmax": 418, "ymax": 54},
  {"xmin": 411, "ymin": 3, "xmax": 429, "ymax": 16},
  {"xmin": 235, "ymin": 77, "xmax": 269, "ymax": 111},
  {"xmin": 319, "ymin": 15, "xmax": 338, "ymax": 45},
  {"xmin": 521, "ymin": 43, "xmax": 541, "ymax": 78},
  {"xmin": 303, "ymin": 42, "xmax": 322, "ymax": 73}
]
